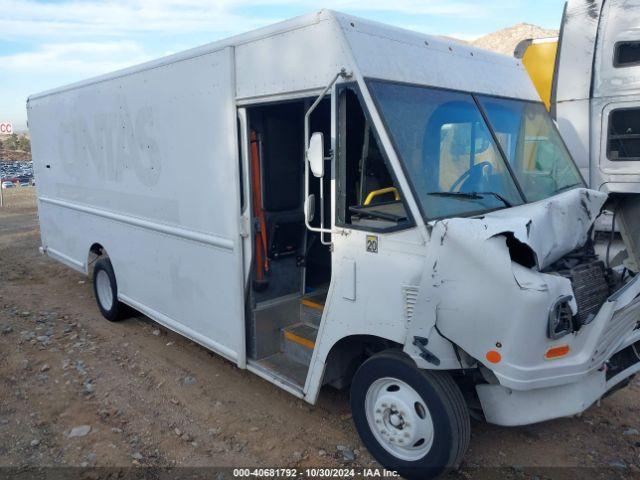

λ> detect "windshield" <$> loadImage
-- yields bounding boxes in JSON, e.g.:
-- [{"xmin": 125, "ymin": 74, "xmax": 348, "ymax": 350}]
[
  {"xmin": 476, "ymin": 96, "xmax": 583, "ymax": 202},
  {"xmin": 367, "ymin": 80, "xmax": 584, "ymax": 220}
]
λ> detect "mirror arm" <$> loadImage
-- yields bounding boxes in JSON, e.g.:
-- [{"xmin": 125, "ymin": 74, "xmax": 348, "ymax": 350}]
[
  {"xmin": 304, "ymin": 68, "xmax": 352, "ymax": 241},
  {"xmin": 304, "ymin": 69, "xmax": 350, "ymax": 151}
]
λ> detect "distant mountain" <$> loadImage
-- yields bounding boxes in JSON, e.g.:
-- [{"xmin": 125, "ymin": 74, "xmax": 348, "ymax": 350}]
[{"xmin": 468, "ymin": 23, "xmax": 559, "ymax": 56}]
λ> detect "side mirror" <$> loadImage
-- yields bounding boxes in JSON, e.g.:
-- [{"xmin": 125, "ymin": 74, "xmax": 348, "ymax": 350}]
[
  {"xmin": 307, "ymin": 132, "xmax": 324, "ymax": 178},
  {"xmin": 305, "ymin": 194, "xmax": 316, "ymax": 223}
]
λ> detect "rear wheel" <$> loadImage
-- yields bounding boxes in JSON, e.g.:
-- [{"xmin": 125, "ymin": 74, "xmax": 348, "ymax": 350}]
[
  {"xmin": 92, "ymin": 258, "xmax": 129, "ymax": 322},
  {"xmin": 350, "ymin": 351, "xmax": 470, "ymax": 480}
]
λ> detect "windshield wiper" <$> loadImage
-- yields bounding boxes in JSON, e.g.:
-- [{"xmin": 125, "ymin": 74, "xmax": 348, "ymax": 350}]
[
  {"xmin": 349, "ymin": 205, "xmax": 407, "ymax": 222},
  {"xmin": 427, "ymin": 191, "xmax": 513, "ymax": 208}
]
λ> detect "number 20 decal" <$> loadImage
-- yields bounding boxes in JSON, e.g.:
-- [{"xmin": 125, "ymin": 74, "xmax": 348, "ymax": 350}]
[{"xmin": 366, "ymin": 235, "xmax": 378, "ymax": 254}]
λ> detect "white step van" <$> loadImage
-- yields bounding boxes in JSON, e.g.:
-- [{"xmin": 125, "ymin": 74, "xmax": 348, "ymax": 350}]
[{"xmin": 27, "ymin": 10, "xmax": 640, "ymax": 478}]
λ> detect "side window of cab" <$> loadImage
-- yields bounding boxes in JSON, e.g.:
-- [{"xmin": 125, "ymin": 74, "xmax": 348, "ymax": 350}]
[{"xmin": 336, "ymin": 87, "xmax": 413, "ymax": 232}]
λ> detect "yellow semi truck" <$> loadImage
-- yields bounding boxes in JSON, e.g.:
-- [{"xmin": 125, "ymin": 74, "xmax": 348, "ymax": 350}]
[{"xmin": 514, "ymin": 38, "xmax": 558, "ymax": 110}]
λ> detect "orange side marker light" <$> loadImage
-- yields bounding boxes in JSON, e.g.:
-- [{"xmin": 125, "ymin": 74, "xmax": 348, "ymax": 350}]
[
  {"xmin": 545, "ymin": 344, "xmax": 570, "ymax": 360},
  {"xmin": 486, "ymin": 350, "xmax": 502, "ymax": 364}
]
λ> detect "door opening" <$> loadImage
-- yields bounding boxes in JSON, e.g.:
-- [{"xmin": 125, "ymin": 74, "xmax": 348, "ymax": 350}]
[{"xmin": 244, "ymin": 97, "xmax": 331, "ymax": 389}]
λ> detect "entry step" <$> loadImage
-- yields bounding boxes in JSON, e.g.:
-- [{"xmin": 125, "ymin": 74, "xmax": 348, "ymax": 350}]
[
  {"xmin": 282, "ymin": 322, "xmax": 318, "ymax": 366},
  {"xmin": 254, "ymin": 352, "xmax": 309, "ymax": 388},
  {"xmin": 300, "ymin": 297, "xmax": 324, "ymax": 327}
]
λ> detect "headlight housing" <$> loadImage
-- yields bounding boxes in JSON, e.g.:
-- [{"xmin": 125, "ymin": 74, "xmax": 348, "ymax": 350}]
[{"xmin": 548, "ymin": 295, "xmax": 574, "ymax": 339}]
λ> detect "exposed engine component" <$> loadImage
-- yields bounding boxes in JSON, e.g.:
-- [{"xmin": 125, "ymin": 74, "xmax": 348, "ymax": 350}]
[
  {"xmin": 545, "ymin": 241, "xmax": 613, "ymax": 330},
  {"xmin": 557, "ymin": 260, "xmax": 610, "ymax": 326}
]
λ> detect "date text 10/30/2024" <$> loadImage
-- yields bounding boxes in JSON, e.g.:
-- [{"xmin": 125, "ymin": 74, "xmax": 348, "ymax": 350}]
[{"xmin": 233, "ymin": 468, "xmax": 400, "ymax": 478}]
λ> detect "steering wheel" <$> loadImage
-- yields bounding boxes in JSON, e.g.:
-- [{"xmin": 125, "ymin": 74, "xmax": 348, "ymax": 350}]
[{"xmin": 449, "ymin": 161, "xmax": 493, "ymax": 193}]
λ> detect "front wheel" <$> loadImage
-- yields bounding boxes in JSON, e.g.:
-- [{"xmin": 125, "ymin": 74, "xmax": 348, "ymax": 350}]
[{"xmin": 350, "ymin": 351, "xmax": 470, "ymax": 480}]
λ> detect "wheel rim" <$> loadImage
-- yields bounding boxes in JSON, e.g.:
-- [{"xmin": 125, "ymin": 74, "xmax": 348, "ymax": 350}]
[
  {"xmin": 365, "ymin": 377, "xmax": 434, "ymax": 461},
  {"xmin": 96, "ymin": 270, "xmax": 114, "ymax": 311}
]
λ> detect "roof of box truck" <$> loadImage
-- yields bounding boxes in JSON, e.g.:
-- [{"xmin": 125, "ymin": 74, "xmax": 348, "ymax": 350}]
[{"xmin": 28, "ymin": 10, "xmax": 539, "ymax": 103}]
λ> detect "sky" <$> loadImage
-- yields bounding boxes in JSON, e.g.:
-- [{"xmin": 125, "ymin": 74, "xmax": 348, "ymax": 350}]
[{"xmin": 0, "ymin": 0, "xmax": 566, "ymax": 131}]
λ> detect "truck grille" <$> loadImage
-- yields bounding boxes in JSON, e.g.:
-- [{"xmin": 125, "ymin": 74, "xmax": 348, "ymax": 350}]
[{"xmin": 557, "ymin": 260, "xmax": 610, "ymax": 326}]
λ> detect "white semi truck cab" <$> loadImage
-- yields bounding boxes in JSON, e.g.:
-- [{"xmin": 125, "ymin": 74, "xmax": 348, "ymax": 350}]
[
  {"xmin": 27, "ymin": 10, "xmax": 640, "ymax": 479},
  {"xmin": 519, "ymin": 0, "xmax": 640, "ymax": 272}
]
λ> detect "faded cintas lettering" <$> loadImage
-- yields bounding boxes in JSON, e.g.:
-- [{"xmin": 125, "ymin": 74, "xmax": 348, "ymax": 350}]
[{"xmin": 58, "ymin": 97, "xmax": 161, "ymax": 187}]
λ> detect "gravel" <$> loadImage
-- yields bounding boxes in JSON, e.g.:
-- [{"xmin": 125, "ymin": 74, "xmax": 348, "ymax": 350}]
[
  {"xmin": 67, "ymin": 425, "xmax": 91, "ymax": 438},
  {"xmin": 336, "ymin": 445, "xmax": 356, "ymax": 461}
]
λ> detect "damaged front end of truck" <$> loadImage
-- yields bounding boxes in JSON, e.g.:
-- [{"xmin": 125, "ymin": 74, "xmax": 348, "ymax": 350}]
[
  {"xmin": 410, "ymin": 187, "xmax": 640, "ymax": 426},
  {"xmin": 366, "ymin": 79, "xmax": 640, "ymax": 428}
]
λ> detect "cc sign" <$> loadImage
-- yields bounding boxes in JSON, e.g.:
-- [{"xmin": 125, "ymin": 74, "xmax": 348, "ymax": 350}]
[{"xmin": 0, "ymin": 122, "xmax": 12, "ymax": 134}]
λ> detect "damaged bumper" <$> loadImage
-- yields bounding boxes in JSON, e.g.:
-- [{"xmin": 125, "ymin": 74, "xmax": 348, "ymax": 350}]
[
  {"xmin": 478, "ymin": 307, "xmax": 640, "ymax": 426},
  {"xmin": 477, "ymin": 277, "xmax": 640, "ymax": 426},
  {"xmin": 490, "ymin": 272, "xmax": 640, "ymax": 391}
]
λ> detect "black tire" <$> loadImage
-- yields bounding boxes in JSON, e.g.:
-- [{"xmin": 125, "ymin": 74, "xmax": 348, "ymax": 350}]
[
  {"xmin": 92, "ymin": 258, "xmax": 129, "ymax": 322},
  {"xmin": 350, "ymin": 351, "xmax": 470, "ymax": 480}
]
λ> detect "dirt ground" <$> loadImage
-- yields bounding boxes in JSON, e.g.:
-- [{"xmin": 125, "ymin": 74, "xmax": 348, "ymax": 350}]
[{"xmin": 1, "ymin": 189, "xmax": 640, "ymax": 480}]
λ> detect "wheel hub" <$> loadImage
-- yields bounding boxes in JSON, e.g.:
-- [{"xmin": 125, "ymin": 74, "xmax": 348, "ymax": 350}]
[
  {"xmin": 373, "ymin": 395, "xmax": 420, "ymax": 446},
  {"xmin": 388, "ymin": 411, "xmax": 404, "ymax": 428}
]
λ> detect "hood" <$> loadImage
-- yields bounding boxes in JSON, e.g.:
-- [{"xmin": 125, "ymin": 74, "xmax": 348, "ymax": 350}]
[{"xmin": 436, "ymin": 188, "xmax": 608, "ymax": 270}]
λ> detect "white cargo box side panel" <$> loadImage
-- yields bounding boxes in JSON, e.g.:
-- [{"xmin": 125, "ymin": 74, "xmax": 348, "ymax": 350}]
[{"xmin": 28, "ymin": 47, "xmax": 245, "ymax": 364}]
